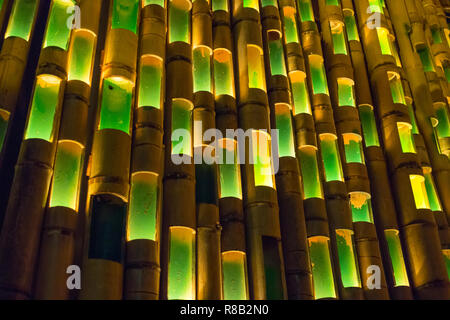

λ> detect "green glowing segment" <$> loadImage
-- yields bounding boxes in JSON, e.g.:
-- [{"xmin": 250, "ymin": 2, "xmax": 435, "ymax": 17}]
[
  {"xmin": 222, "ymin": 251, "xmax": 248, "ymax": 300},
  {"xmin": 0, "ymin": 111, "xmax": 9, "ymax": 152},
  {"xmin": 424, "ymin": 173, "xmax": 442, "ymax": 212},
  {"xmin": 169, "ymin": 0, "xmax": 190, "ymax": 43},
  {"xmin": 252, "ymin": 131, "xmax": 274, "ymax": 188},
  {"xmin": 25, "ymin": 75, "xmax": 62, "ymax": 141},
  {"xmin": 435, "ymin": 104, "xmax": 450, "ymax": 138},
  {"xmin": 336, "ymin": 230, "xmax": 361, "ymax": 288},
  {"xmin": 171, "ymin": 99, "xmax": 192, "ymax": 156},
  {"xmin": 397, "ymin": 123, "xmax": 416, "ymax": 153},
  {"xmin": 143, "ymin": 0, "xmax": 165, "ymax": 6},
  {"xmin": 247, "ymin": 45, "xmax": 266, "ymax": 90},
  {"xmin": 263, "ymin": 237, "xmax": 284, "ymax": 300},
  {"xmin": 431, "ymin": 28, "xmax": 443, "ymax": 44},
  {"xmin": 331, "ymin": 22, "xmax": 347, "ymax": 55},
  {"xmin": 343, "ymin": 134, "xmax": 364, "ymax": 163},
  {"xmin": 298, "ymin": 147, "xmax": 323, "ymax": 199},
  {"xmin": 49, "ymin": 142, "xmax": 83, "ymax": 209},
  {"xmin": 282, "ymin": 7, "xmax": 299, "ymax": 44},
  {"xmin": 338, "ymin": 79, "xmax": 355, "ymax": 106},
  {"xmin": 389, "ymin": 73, "xmax": 406, "ymax": 104},
  {"xmin": 275, "ymin": 106, "xmax": 295, "ymax": 158},
  {"xmin": 261, "ymin": 0, "xmax": 277, "ymax": 7},
  {"xmin": 68, "ymin": 31, "xmax": 95, "ymax": 84},
  {"xmin": 350, "ymin": 193, "xmax": 373, "ymax": 223},
  {"xmin": 377, "ymin": 28, "xmax": 392, "ymax": 55},
  {"xmin": 168, "ymin": 227, "xmax": 196, "ymax": 300},
  {"xmin": 418, "ymin": 48, "xmax": 435, "ymax": 72},
  {"xmin": 385, "ymin": 230, "xmax": 409, "ymax": 287},
  {"xmin": 214, "ymin": 49, "xmax": 235, "ymax": 97},
  {"xmin": 128, "ymin": 172, "xmax": 158, "ymax": 241},
  {"xmin": 298, "ymin": 0, "xmax": 314, "ymax": 22},
  {"xmin": 407, "ymin": 103, "xmax": 419, "ymax": 134},
  {"xmin": 138, "ymin": 57, "xmax": 163, "ymax": 109},
  {"xmin": 243, "ymin": 0, "xmax": 258, "ymax": 10},
  {"xmin": 5, "ymin": 0, "xmax": 38, "ymax": 41},
  {"xmin": 219, "ymin": 142, "xmax": 242, "ymax": 199},
  {"xmin": 358, "ymin": 105, "xmax": 380, "ymax": 147},
  {"xmin": 344, "ymin": 14, "xmax": 359, "ymax": 42},
  {"xmin": 193, "ymin": 47, "xmax": 212, "ymax": 93},
  {"xmin": 212, "ymin": 0, "xmax": 228, "ymax": 11},
  {"xmin": 443, "ymin": 66, "xmax": 450, "ymax": 83},
  {"xmin": 308, "ymin": 237, "xmax": 336, "ymax": 299},
  {"xmin": 290, "ymin": 72, "xmax": 311, "ymax": 115},
  {"xmin": 309, "ymin": 55, "xmax": 329, "ymax": 95},
  {"xmin": 44, "ymin": 0, "xmax": 75, "ymax": 49},
  {"xmin": 368, "ymin": 0, "xmax": 383, "ymax": 13},
  {"xmin": 409, "ymin": 175, "xmax": 430, "ymax": 209},
  {"xmin": 326, "ymin": 0, "xmax": 339, "ymax": 6},
  {"xmin": 268, "ymin": 40, "xmax": 287, "ymax": 76},
  {"xmin": 320, "ymin": 135, "xmax": 344, "ymax": 182},
  {"xmin": 111, "ymin": 0, "xmax": 139, "ymax": 33},
  {"xmin": 443, "ymin": 250, "xmax": 450, "ymax": 280},
  {"xmin": 98, "ymin": 77, "xmax": 133, "ymax": 134}
]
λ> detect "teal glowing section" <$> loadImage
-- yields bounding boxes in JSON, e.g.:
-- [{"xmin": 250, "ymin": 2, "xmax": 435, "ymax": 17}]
[
  {"xmin": 49, "ymin": 141, "xmax": 83, "ymax": 210},
  {"xmin": 282, "ymin": 7, "xmax": 299, "ymax": 44},
  {"xmin": 275, "ymin": 104, "xmax": 295, "ymax": 158},
  {"xmin": 111, "ymin": 0, "xmax": 139, "ymax": 33},
  {"xmin": 423, "ymin": 172, "xmax": 442, "ymax": 212},
  {"xmin": 320, "ymin": 134, "xmax": 344, "ymax": 182},
  {"xmin": 350, "ymin": 193, "xmax": 374, "ymax": 223},
  {"xmin": 98, "ymin": 77, "xmax": 133, "ymax": 134},
  {"xmin": 268, "ymin": 39, "xmax": 287, "ymax": 76},
  {"xmin": 385, "ymin": 230, "xmax": 410, "ymax": 287},
  {"xmin": 171, "ymin": 99, "xmax": 193, "ymax": 156},
  {"xmin": 336, "ymin": 229, "xmax": 361, "ymax": 288},
  {"xmin": 298, "ymin": 0, "xmax": 314, "ymax": 22},
  {"xmin": 358, "ymin": 105, "xmax": 380, "ymax": 147},
  {"xmin": 290, "ymin": 71, "xmax": 311, "ymax": 115},
  {"xmin": 338, "ymin": 78, "xmax": 355, "ymax": 107},
  {"xmin": 0, "ymin": 111, "xmax": 9, "ymax": 152},
  {"xmin": 168, "ymin": 227, "xmax": 196, "ymax": 300},
  {"xmin": 344, "ymin": 13, "xmax": 359, "ymax": 42},
  {"xmin": 435, "ymin": 104, "xmax": 450, "ymax": 138},
  {"xmin": 309, "ymin": 55, "xmax": 329, "ymax": 95},
  {"xmin": 222, "ymin": 251, "xmax": 249, "ymax": 300},
  {"xmin": 193, "ymin": 46, "xmax": 212, "ymax": 93},
  {"xmin": 43, "ymin": 0, "xmax": 75, "ymax": 49},
  {"xmin": 138, "ymin": 56, "xmax": 163, "ymax": 109},
  {"xmin": 4, "ymin": 0, "xmax": 38, "ymax": 41},
  {"xmin": 330, "ymin": 21, "xmax": 347, "ymax": 55},
  {"xmin": 418, "ymin": 48, "xmax": 435, "ymax": 72},
  {"xmin": 343, "ymin": 133, "xmax": 364, "ymax": 164},
  {"xmin": 308, "ymin": 236, "xmax": 336, "ymax": 299},
  {"xmin": 68, "ymin": 30, "xmax": 96, "ymax": 84},
  {"xmin": 169, "ymin": 0, "xmax": 191, "ymax": 43},
  {"xmin": 25, "ymin": 75, "xmax": 62, "ymax": 141},
  {"xmin": 219, "ymin": 140, "xmax": 242, "ymax": 199},
  {"xmin": 128, "ymin": 172, "xmax": 158, "ymax": 241},
  {"xmin": 298, "ymin": 147, "xmax": 323, "ymax": 199},
  {"xmin": 212, "ymin": 0, "xmax": 228, "ymax": 12}
]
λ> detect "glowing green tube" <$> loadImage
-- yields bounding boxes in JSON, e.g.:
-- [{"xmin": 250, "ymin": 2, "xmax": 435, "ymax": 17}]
[
  {"xmin": 168, "ymin": 226, "xmax": 196, "ymax": 300},
  {"xmin": 344, "ymin": 13, "xmax": 359, "ymax": 42},
  {"xmin": 350, "ymin": 192, "xmax": 374, "ymax": 223},
  {"xmin": 218, "ymin": 140, "xmax": 242, "ymax": 199},
  {"xmin": 298, "ymin": 0, "xmax": 314, "ymax": 22},
  {"xmin": 343, "ymin": 133, "xmax": 364, "ymax": 164},
  {"xmin": 384, "ymin": 230, "xmax": 410, "ymax": 287},
  {"xmin": 222, "ymin": 251, "xmax": 249, "ymax": 300},
  {"xmin": 389, "ymin": 72, "xmax": 406, "ymax": 104},
  {"xmin": 127, "ymin": 172, "xmax": 159, "ymax": 241},
  {"xmin": 290, "ymin": 71, "xmax": 311, "ymax": 115},
  {"xmin": 111, "ymin": 0, "xmax": 139, "ymax": 34},
  {"xmin": 268, "ymin": 39, "xmax": 287, "ymax": 76},
  {"xmin": 435, "ymin": 103, "xmax": 450, "ymax": 138},
  {"xmin": 431, "ymin": 28, "xmax": 443, "ymax": 44},
  {"xmin": 193, "ymin": 46, "xmax": 212, "ymax": 93},
  {"xmin": 169, "ymin": 0, "xmax": 191, "ymax": 44},
  {"xmin": 49, "ymin": 141, "xmax": 83, "ymax": 209},
  {"xmin": 261, "ymin": 0, "xmax": 277, "ymax": 7},
  {"xmin": 377, "ymin": 27, "xmax": 392, "ymax": 56},
  {"xmin": 418, "ymin": 48, "xmax": 435, "ymax": 72},
  {"xmin": 4, "ymin": 0, "xmax": 38, "ymax": 41},
  {"xmin": 138, "ymin": 56, "xmax": 163, "ymax": 109},
  {"xmin": 263, "ymin": 237, "xmax": 284, "ymax": 300},
  {"xmin": 308, "ymin": 236, "xmax": 337, "ymax": 299},
  {"xmin": 337, "ymin": 78, "xmax": 355, "ymax": 107},
  {"xmin": 445, "ymin": 66, "xmax": 450, "ymax": 83},
  {"xmin": 358, "ymin": 105, "xmax": 380, "ymax": 147},
  {"xmin": 43, "ymin": 0, "xmax": 75, "ymax": 50},
  {"xmin": 252, "ymin": 130, "xmax": 274, "ymax": 188},
  {"xmin": 282, "ymin": 7, "xmax": 299, "ymax": 44},
  {"xmin": 275, "ymin": 104, "xmax": 295, "ymax": 158},
  {"xmin": 407, "ymin": 102, "xmax": 419, "ymax": 134},
  {"xmin": 68, "ymin": 30, "xmax": 96, "ymax": 84},
  {"xmin": 0, "ymin": 111, "xmax": 9, "ymax": 152},
  {"xmin": 320, "ymin": 134, "xmax": 344, "ymax": 182},
  {"xmin": 336, "ymin": 229, "xmax": 361, "ymax": 288},
  {"xmin": 143, "ymin": 0, "xmax": 164, "ymax": 6},
  {"xmin": 243, "ymin": 0, "xmax": 258, "ymax": 10},
  {"xmin": 171, "ymin": 99, "xmax": 193, "ymax": 156},
  {"xmin": 423, "ymin": 172, "xmax": 442, "ymax": 212},
  {"xmin": 247, "ymin": 45, "xmax": 266, "ymax": 91},
  {"xmin": 368, "ymin": 0, "xmax": 383, "ymax": 13},
  {"xmin": 98, "ymin": 77, "xmax": 133, "ymax": 134},
  {"xmin": 330, "ymin": 21, "xmax": 347, "ymax": 55},
  {"xmin": 309, "ymin": 55, "xmax": 329, "ymax": 95},
  {"xmin": 409, "ymin": 174, "xmax": 430, "ymax": 210},
  {"xmin": 213, "ymin": 49, "xmax": 235, "ymax": 97},
  {"xmin": 397, "ymin": 122, "xmax": 416, "ymax": 154},
  {"xmin": 25, "ymin": 75, "xmax": 62, "ymax": 141},
  {"xmin": 443, "ymin": 249, "xmax": 450, "ymax": 280},
  {"xmin": 326, "ymin": 0, "xmax": 339, "ymax": 6},
  {"xmin": 298, "ymin": 146, "xmax": 324, "ymax": 199},
  {"xmin": 212, "ymin": 0, "xmax": 228, "ymax": 12}
]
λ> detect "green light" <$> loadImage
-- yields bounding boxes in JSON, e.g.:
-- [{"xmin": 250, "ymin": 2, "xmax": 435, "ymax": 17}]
[
  {"xmin": 326, "ymin": 0, "xmax": 339, "ymax": 6},
  {"xmin": 261, "ymin": 0, "xmax": 277, "ymax": 7},
  {"xmin": 169, "ymin": 0, "xmax": 191, "ymax": 44},
  {"xmin": 336, "ymin": 229, "xmax": 361, "ymax": 288},
  {"xmin": 377, "ymin": 27, "xmax": 392, "ymax": 56},
  {"xmin": 0, "ymin": 110, "xmax": 9, "ymax": 152},
  {"xmin": 435, "ymin": 103, "xmax": 450, "ymax": 138},
  {"xmin": 330, "ymin": 21, "xmax": 347, "ymax": 55},
  {"xmin": 4, "ymin": 0, "xmax": 38, "ymax": 41},
  {"xmin": 418, "ymin": 48, "xmax": 435, "ymax": 72},
  {"xmin": 252, "ymin": 131, "xmax": 274, "ymax": 188},
  {"xmin": 262, "ymin": 237, "xmax": 284, "ymax": 300},
  {"xmin": 127, "ymin": 172, "xmax": 158, "ymax": 241},
  {"xmin": 384, "ymin": 230, "xmax": 410, "ymax": 287},
  {"xmin": 338, "ymin": 78, "xmax": 355, "ymax": 107},
  {"xmin": 49, "ymin": 141, "xmax": 83, "ymax": 209},
  {"xmin": 111, "ymin": 0, "xmax": 139, "ymax": 34},
  {"xmin": 308, "ymin": 236, "xmax": 336, "ymax": 299},
  {"xmin": 214, "ymin": 49, "xmax": 235, "ymax": 97},
  {"xmin": 409, "ymin": 174, "xmax": 430, "ymax": 209},
  {"xmin": 290, "ymin": 71, "xmax": 311, "ymax": 115},
  {"xmin": 389, "ymin": 72, "xmax": 406, "ymax": 104},
  {"xmin": 268, "ymin": 39, "xmax": 287, "ymax": 76},
  {"xmin": 343, "ymin": 133, "xmax": 364, "ymax": 163},
  {"xmin": 397, "ymin": 122, "xmax": 416, "ymax": 154},
  {"xmin": 98, "ymin": 77, "xmax": 133, "ymax": 134},
  {"xmin": 143, "ymin": 0, "xmax": 165, "ymax": 6},
  {"xmin": 298, "ymin": 147, "xmax": 324, "ymax": 199},
  {"xmin": 444, "ymin": 66, "xmax": 450, "ymax": 83},
  {"xmin": 275, "ymin": 104, "xmax": 295, "ymax": 158},
  {"xmin": 44, "ymin": 0, "xmax": 75, "ymax": 49},
  {"xmin": 171, "ymin": 99, "xmax": 193, "ymax": 156},
  {"xmin": 368, "ymin": 0, "xmax": 383, "ymax": 13},
  {"xmin": 68, "ymin": 30, "xmax": 95, "ymax": 84},
  {"xmin": 138, "ymin": 56, "xmax": 163, "ymax": 109},
  {"xmin": 431, "ymin": 28, "xmax": 443, "ymax": 44},
  {"xmin": 309, "ymin": 55, "xmax": 329, "ymax": 95},
  {"xmin": 358, "ymin": 105, "xmax": 380, "ymax": 147},
  {"xmin": 320, "ymin": 134, "xmax": 344, "ymax": 182},
  {"xmin": 407, "ymin": 102, "xmax": 419, "ymax": 135},
  {"xmin": 193, "ymin": 46, "xmax": 212, "ymax": 93},
  {"xmin": 350, "ymin": 192, "xmax": 374, "ymax": 223},
  {"xmin": 282, "ymin": 7, "xmax": 299, "ymax": 44},
  {"xmin": 25, "ymin": 75, "xmax": 62, "ymax": 141},
  {"xmin": 243, "ymin": 0, "xmax": 259, "ymax": 10},
  {"xmin": 423, "ymin": 172, "xmax": 442, "ymax": 212},
  {"xmin": 247, "ymin": 45, "xmax": 266, "ymax": 91},
  {"xmin": 297, "ymin": 0, "xmax": 314, "ymax": 22},
  {"xmin": 443, "ymin": 250, "xmax": 450, "ymax": 280},
  {"xmin": 222, "ymin": 251, "xmax": 249, "ymax": 300},
  {"xmin": 344, "ymin": 13, "xmax": 359, "ymax": 42},
  {"xmin": 168, "ymin": 226, "xmax": 196, "ymax": 300},
  {"xmin": 219, "ymin": 140, "xmax": 242, "ymax": 199},
  {"xmin": 212, "ymin": 0, "xmax": 228, "ymax": 12}
]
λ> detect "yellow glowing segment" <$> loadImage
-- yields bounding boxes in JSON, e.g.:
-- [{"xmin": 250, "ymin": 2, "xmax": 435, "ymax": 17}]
[
  {"xmin": 247, "ymin": 45, "xmax": 266, "ymax": 91},
  {"xmin": 397, "ymin": 122, "xmax": 416, "ymax": 154},
  {"xmin": 213, "ymin": 49, "xmax": 235, "ymax": 97},
  {"xmin": 409, "ymin": 175, "xmax": 430, "ymax": 210},
  {"xmin": 376, "ymin": 27, "xmax": 392, "ymax": 56},
  {"xmin": 290, "ymin": 71, "xmax": 311, "ymax": 115},
  {"xmin": 252, "ymin": 130, "xmax": 275, "ymax": 188}
]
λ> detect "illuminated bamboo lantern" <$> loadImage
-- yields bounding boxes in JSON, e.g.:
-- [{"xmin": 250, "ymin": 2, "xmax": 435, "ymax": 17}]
[
  {"xmin": 159, "ymin": 0, "xmax": 197, "ymax": 301},
  {"xmin": 0, "ymin": 0, "xmax": 75, "ymax": 299},
  {"xmin": 33, "ymin": 0, "xmax": 102, "ymax": 300},
  {"xmin": 261, "ymin": 0, "xmax": 313, "ymax": 300},
  {"xmin": 231, "ymin": 0, "xmax": 287, "ymax": 300},
  {"xmin": 79, "ymin": 0, "xmax": 139, "ymax": 300},
  {"xmin": 212, "ymin": 0, "xmax": 250, "ymax": 300}
]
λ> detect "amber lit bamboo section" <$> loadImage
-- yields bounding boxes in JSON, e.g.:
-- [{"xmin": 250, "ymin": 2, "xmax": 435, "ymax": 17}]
[
  {"xmin": 79, "ymin": 0, "xmax": 139, "ymax": 300},
  {"xmin": 123, "ymin": 0, "xmax": 166, "ymax": 300},
  {"xmin": 0, "ymin": 0, "xmax": 74, "ymax": 299},
  {"xmin": 231, "ymin": 0, "xmax": 287, "ymax": 299}
]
